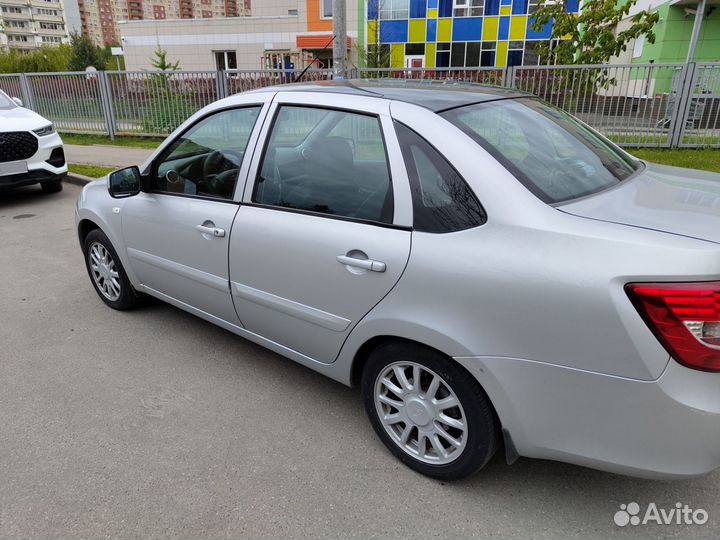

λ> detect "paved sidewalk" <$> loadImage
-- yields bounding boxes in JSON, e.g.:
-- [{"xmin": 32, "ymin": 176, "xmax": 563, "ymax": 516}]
[{"xmin": 65, "ymin": 144, "xmax": 155, "ymax": 168}]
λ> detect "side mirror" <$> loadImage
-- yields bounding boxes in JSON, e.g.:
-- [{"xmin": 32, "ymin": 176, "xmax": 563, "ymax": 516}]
[
  {"xmin": 108, "ymin": 166, "xmax": 141, "ymax": 198},
  {"xmin": 11, "ymin": 97, "xmax": 23, "ymax": 107}
]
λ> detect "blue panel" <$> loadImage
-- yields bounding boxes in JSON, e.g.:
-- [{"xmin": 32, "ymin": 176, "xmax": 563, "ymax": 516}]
[
  {"xmin": 427, "ymin": 18, "xmax": 438, "ymax": 41},
  {"xmin": 484, "ymin": 0, "xmax": 499, "ymax": 15},
  {"xmin": 512, "ymin": 0, "xmax": 527, "ymax": 14},
  {"xmin": 566, "ymin": 0, "xmax": 579, "ymax": 12},
  {"xmin": 428, "ymin": 0, "xmax": 438, "ymax": 7},
  {"xmin": 498, "ymin": 16, "xmax": 510, "ymax": 39},
  {"xmin": 368, "ymin": 0, "xmax": 379, "ymax": 20},
  {"xmin": 501, "ymin": 0, "xmax": 512, "ymax": 5},
  {"xmin": 452, "ymin": 17, "xmax": 483, "ymax": 41},
  {"xmin": 410, "ymin": 0, "xmax": 427, "ymax": 17},
  {"xmin": 526, "ymin": 17, "xmax": 553, "ymax": 39},
  {"xmin": 379, "ymin": 20, "xmax": 409, "ymax": 43},
  {"xmin": 439, "ymin": 0, "xmax": 453, "ymax": 17}
]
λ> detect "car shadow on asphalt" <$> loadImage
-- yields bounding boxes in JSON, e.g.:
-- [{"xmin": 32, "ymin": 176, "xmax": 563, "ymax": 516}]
[
  {"xmin": 134, "ymin": 297, "xmax": 718, "ymax": 506},
  {"xmin": 0, "ymin": 184, "xmax": 64, "ymax": 212}
]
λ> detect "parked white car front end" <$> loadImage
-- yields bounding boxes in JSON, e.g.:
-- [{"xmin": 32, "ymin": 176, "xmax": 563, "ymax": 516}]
[{"xmin": 0, "ymin": 90, "xmax": 67, "ymax": 193}]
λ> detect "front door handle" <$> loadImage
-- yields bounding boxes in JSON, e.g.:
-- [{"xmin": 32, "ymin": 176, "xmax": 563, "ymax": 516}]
[
  {"xmin": 196, "ymin": 224, "xmax": 225, "ymax": 237},
  {"xmin": 337, "ymin": 254, "xmax": 386, "ymax": 273}
]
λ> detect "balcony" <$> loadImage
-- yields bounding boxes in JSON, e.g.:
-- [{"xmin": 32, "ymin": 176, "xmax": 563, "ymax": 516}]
[
  {"xmin": 30, "ymin": 0, "xmax": 61, "ymax": 8},
  {"xmin": 32, "ymin": 12, "xmax": 63, "ymax": 21},
  {"xmin": 37, "ymin": 26, "xmax": 66, "ymax": 34},
  {"xmin": 7, "ymin": 39, "xmax": 37, "ymax": 49},
  {"xmin": 0, "ymin": 11, "xmax": 32, "ymax": 19},
  {"xmin": 0, "ymin": 0, "xmax": 31, "ymax": 6},
  {"xmin": 5, "ymin": 24, "xmax": 33, "ymax": 33}
]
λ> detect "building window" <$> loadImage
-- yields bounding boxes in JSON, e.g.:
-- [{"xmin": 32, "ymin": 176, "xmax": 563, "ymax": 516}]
[
  {"xmin": 321, "ymin": 0, "xmax": 332, "ymax": 18},
  {"xmin": 508, "ymin": 41, "xmax": 524, "ymax": 66},
  {"xmin": 214, "ymin": 50, "xmax": 237, "ymax": 70},
  {"xmin": 523, "ymin": 42, "xmax": 540, "ymax": 65},
  {"xmin": 454, "ymin": 0, "xmax": 484, "ymax": 17},
  {"xmin": 481, "ymin": 42, "xmax": 495, "ymax": 66},
  {"xmin": 436, "ymin": 42, "xmax": 451, "ymax": 67},
  {"xmin": 632, "ymin": 35, "xmax": 645, "ymax": 58},
  {"xmin": 379, "ymin": 0, "xmax": 409, "ymax": 19}
]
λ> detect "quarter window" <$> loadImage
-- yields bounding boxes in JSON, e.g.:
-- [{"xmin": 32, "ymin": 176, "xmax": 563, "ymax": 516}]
[
  {"xmin": 395, "ymin": 122, "xmax": 485, "ymax": 233},
  {"xmin": 253, "ymin": 106, "xmax": 393, "ymax": 224},
  {"xmin": 154, "ymin": 106, "xmax": 261, "ymax": 200}
]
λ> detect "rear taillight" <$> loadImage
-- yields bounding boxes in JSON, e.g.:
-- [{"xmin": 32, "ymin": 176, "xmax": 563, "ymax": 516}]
[{"xmin": 626, "ymin": 282, "xmax": 720, "ymax": 372}]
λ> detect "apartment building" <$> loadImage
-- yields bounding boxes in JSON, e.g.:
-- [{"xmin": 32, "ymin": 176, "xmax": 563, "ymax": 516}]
[
  {"xmin": 0, "ymin": 0, "xmax": 71, "ymax": 51},
  {"xmin": 76, "ymin": 0, "xmax": 251, "ymax": 46},
  {"xmin": 120, "ymin": 0, "xmax": 359, "ymax": 70}
]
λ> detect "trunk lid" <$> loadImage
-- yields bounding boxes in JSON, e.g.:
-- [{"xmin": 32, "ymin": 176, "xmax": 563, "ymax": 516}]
[{"xmin": 560, "ymin": 162, "xmax": 720, "ymax": 244}]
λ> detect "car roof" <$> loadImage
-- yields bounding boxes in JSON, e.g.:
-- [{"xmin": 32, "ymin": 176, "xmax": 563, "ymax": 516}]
[{"xmin": 247, "ymin": 79, "xmax": 529, "ymax": 112}]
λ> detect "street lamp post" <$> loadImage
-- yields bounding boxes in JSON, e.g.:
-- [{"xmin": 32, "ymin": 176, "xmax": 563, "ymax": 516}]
[{"xmin": 332, "ymin": 0, "xmax": 347, "ymax": 78}]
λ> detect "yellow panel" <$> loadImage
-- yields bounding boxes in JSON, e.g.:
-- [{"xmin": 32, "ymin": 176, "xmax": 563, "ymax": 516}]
[
  {"xmin": 391, "ymin": 43, "xmax": 405, "ymax": 68},
  {"xmin": 425, "ymin": 43, "xmax": 437, "ymax": 68},
  {"xmin": 500, "ymin": 5, "xmax": 511, "ymax": 15},
  {"xmin": 409, "ymin": 19, "xmax": 427, "ymax": 43},
  {"xmin": 496, "ymin": 41, "xmax": 508, "ymax": 67},
  {"xmin": 482, "ymin": 16, "xmax": 499, "ymax": 41},
  {"xmin": 427, "ymin": 8, "xmax": 438, "ymax": 18},
  {"xmin": 510, "ymin": 15, "xmax": 527, "ymax": 40},
  {"xmin": 437, "ymin": 18, "xmax": 452, "ymax": 42},
  {"xmin": 368, "ymin": 20, "xmax": 378, "ymax": 44}
]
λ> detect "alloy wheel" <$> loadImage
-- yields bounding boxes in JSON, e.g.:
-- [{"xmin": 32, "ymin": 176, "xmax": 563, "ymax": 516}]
[
  {"xmin": 89, "ymin": 242, "xmax": 121, "ymax": 302},
  {"xmin": 374, "ymin": 361, "xmax": 467, "ymax": 465}
]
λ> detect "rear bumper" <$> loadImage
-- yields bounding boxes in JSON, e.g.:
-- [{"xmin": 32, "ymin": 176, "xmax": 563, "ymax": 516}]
[{"xmin": 457, "ymin": 355, "xmax": 720, "ymax": 479}]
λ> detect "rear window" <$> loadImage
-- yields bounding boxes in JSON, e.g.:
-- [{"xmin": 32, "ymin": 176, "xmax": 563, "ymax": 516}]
[{"xmin": 440, "ymin": 98, "xmax": 640, "ymax": 204}]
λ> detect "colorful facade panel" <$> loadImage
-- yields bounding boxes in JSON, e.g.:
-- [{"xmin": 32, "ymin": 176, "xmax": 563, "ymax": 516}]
[{"xmin": 367, "ymin": 0, "xmax": 579, "ymax": 68}]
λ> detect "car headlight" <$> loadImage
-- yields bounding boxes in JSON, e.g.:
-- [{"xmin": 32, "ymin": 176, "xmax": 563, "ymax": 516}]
[{"xmin": 33, "ymin": 124, "xmax": 55, "ymax": 137}]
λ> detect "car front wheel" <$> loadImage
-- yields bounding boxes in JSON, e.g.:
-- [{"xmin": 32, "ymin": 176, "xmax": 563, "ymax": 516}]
[
  {"xmin": 362, "ymin": 341, "xmax": 500, "ymax": 480},
  {"xmin": 83, "ymin": 229, "xmax": 140, "ymax": 310}
]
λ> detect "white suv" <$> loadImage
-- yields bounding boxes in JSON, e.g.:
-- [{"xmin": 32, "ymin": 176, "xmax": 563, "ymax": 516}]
[{"xmin": 0, "ymin": 89, "xmax": 67, "ymax": 193}]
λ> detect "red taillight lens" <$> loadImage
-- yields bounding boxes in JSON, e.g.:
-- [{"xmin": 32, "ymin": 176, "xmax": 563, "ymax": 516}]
[{"xmin": 626, "ymin": 282, "xmax": 720, "ymax": 372}]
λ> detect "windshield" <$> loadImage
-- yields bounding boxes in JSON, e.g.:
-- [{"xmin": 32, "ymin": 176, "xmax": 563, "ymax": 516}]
[
  {"xmin": 0, "ymin": 90, "xmax": 17, "ymax": 110},
  {"xmin": 440, "ymin": 98, "xmax": 640, "ymax": 204}
]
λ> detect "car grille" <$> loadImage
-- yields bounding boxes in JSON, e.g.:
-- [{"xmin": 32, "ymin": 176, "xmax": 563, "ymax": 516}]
[{"xmin": 0, "ymin": 132, "xmax": 38, "ymax": 163}]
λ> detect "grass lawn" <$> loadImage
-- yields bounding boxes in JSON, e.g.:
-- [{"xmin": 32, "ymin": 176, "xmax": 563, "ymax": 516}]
[
  {"xmin": 630, "ymin": 148, "xmax": 720, "ymax": 173},
  {"xmin": 68, "ymin": 164, "xmax": 116, "ymax": 178},
  {"xmin": 61, "ymin": 133, "xmax": 162, "ymax": 149}
]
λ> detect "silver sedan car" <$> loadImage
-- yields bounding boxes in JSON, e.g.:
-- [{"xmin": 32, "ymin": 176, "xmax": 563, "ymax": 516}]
[{"xmin": 75, "ymin": 81, "xmax": 720, "ymax": 481}]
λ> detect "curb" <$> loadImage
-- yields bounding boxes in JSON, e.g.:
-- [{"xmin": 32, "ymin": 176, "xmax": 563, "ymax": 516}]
[{"xmin": 65, "ymin": 173, "xmax": 97, "ymax": 186}]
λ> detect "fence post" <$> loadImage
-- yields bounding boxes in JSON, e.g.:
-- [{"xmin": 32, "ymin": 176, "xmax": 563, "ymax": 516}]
[
  {"xmin": 19, "ymin": 73, "xmax": 36, "ymax": 110},
  {"xmin": 97, "ymin": 71, "xmax": 117, "ymax": 140},
  {"xmin": 503, "ymin": 66, "xmax": 517, "ymax": 89},
  {"xmin": 669, "ymin": 62, "xmax": 696, "ymax": 148},
  {"xmin": 216, "ymin": 70, "xmax": 228, "ymax": 99}
]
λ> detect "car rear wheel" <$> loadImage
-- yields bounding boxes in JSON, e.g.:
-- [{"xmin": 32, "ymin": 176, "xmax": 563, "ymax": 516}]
[
  {"xmin": 41, "ymin": 179, "xmax": 63, "ymax": 193},
  {"xmin": 362, "ymin": 341, "xmax": 500, "ymax": 480},
  {"xmin": 83, "ymin": 229, "xmax": 140, "ymax": 310}
]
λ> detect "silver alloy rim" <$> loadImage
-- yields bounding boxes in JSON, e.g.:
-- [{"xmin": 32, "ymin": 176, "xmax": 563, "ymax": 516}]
[
  {"xmin": 89, "ymin": 242, "xmax": 121, "ymax": 301},
  {"xmin": 374, "ymin": 361, "xmax": 467, "ymax": 465}
]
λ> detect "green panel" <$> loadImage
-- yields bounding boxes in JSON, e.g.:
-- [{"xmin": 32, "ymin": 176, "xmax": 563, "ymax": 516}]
[
  {"xmin": 426, "ymin": 43, "xmax": 437, "ymax": 67},
  {"xmin": 391, "ymin": 43, "xmax": 405, "ymax": 67},
  {"xmin": 409, "ymin": 19, "xmax": 427, "ymax": 42}
]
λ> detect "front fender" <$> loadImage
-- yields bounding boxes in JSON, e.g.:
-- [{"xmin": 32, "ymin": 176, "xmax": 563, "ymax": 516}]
[{"xmin": 75, "ymin": 180, "xmax": 140, "ymax": 287}]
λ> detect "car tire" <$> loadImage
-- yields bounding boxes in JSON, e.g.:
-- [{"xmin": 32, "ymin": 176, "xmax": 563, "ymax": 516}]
[
  {"xmin": 41, "ymin": 179, "xmax": 63, "ymax": 193},
  {"xmin": 362, "ymin": 341, "xmax": 500, "ymax": 481},
  {"xmin": 83, "ymin": 229, "xmax": 141, "ymax": 310}
]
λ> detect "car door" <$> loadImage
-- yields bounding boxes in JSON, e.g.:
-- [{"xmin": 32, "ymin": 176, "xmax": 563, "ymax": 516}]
[
  {"xmin": 229, "ymin": 92, "xmax": 414, "ymax": 364},
  {"xmin": 121, "ymin": 102, "xmax": 268, "ymax": 324}
]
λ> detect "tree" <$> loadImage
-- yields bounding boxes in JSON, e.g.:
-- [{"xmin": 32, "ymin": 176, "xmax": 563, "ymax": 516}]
[
  {"xmin": 0, "ymin": 45, "xmax": 72, "ymax": 73},
  {"xmin": 68, "ymin": 32, "xmax": 106, "ymax": 71},
  {"xmin": 531, "ymin": 0, "xmax": 659, "ymax": 65},
  {"xmin": 361, "ymin": 0, "xmax": 391, "ymax": 69},
  {"xmin": 150, "ymin": 45, "xmax": 180, "ymax": 71}
]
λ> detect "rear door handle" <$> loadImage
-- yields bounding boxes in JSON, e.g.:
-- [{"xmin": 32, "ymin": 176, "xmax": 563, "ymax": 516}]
[
  {"xmin": 196, "ymin": 224, "xmax": 226, "ymax": 237},
  {"xmin": 337, "ymin": 255, "xmax": 386, "ymax": 273}
]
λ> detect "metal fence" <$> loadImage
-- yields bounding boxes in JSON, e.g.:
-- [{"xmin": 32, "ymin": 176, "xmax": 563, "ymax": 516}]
[{"xmin": 0, "ymin": 63, "xmax": 718, "ymax": 147}]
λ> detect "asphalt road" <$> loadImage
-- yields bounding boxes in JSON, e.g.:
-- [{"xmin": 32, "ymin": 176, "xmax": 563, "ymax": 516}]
[{"xmin": 1, "ymin": 182, "xmax": 720, "ymax": 540}]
